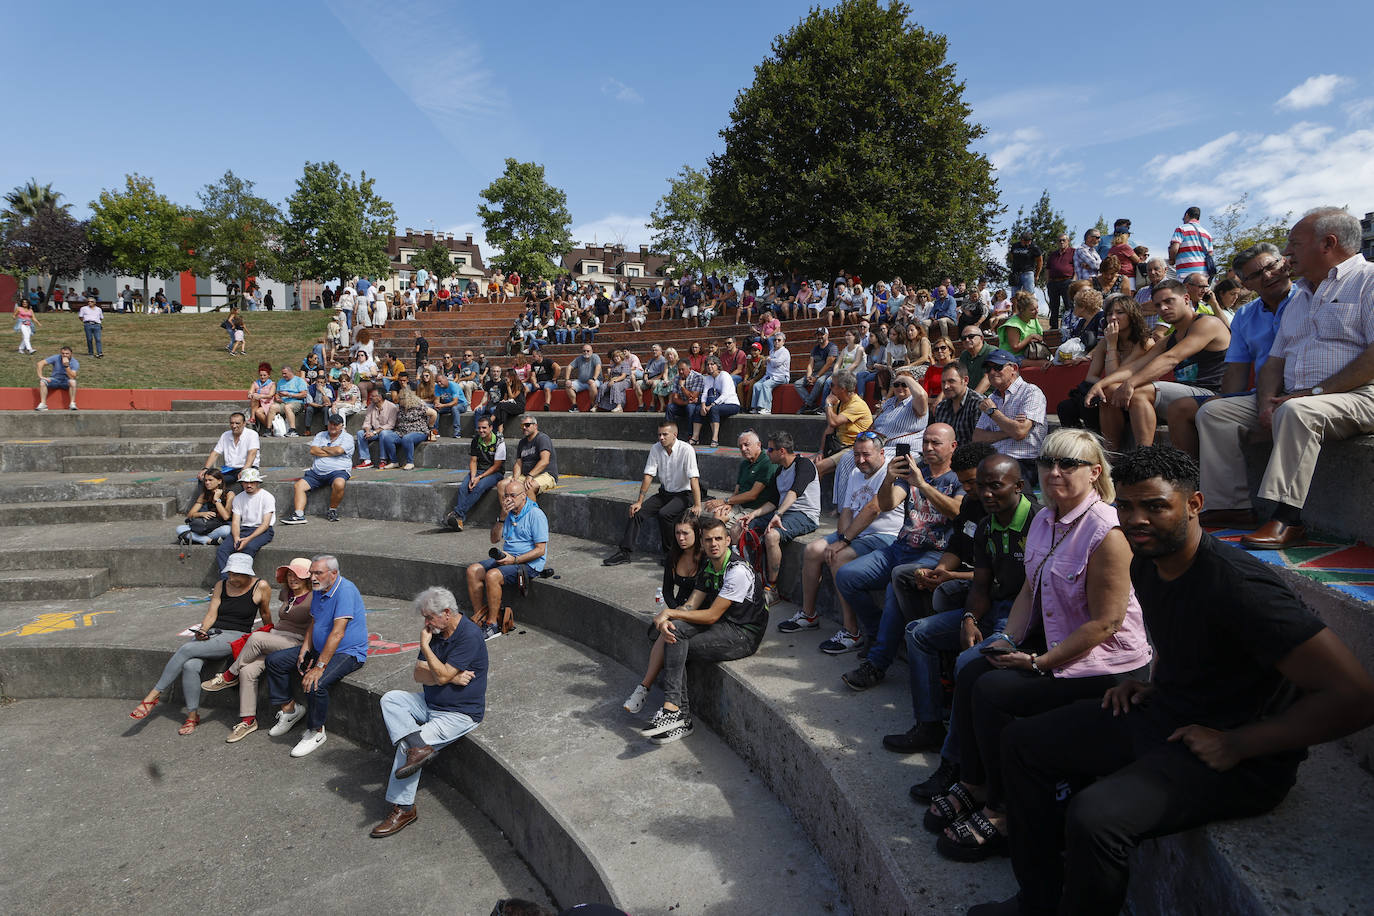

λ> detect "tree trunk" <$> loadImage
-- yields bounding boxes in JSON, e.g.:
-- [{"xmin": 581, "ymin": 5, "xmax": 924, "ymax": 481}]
[{"xmin": 142, "ymin": 272, "xmax": 151, "ymax": 313}]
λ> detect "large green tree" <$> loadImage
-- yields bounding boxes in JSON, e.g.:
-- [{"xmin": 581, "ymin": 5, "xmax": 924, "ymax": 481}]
[
  {"xmin": 477, "ymin": 158, "xmax": 573, "ymax": 280},
  {"xmin": 704, "ymin": 0, "xmax": 999, "ymax": 285},
  {"xmin": 190, "ymin": 170, "xmax": 283, "ymax": 302},
  {"xmin": 649, "ymin": 164, "xmax": 737, "ymax": 277},
  {"xmin": 87, "ymin": 174, "xmax": 193, "ymax": 304},
  {"xmin": 1007, "ymin": 190, "xmax": 1069, "ymax": 275},
  {"xmin": 278, "ymin": 161, "xmax": 396, "ymax": 285},
  {"xmin": 3, "ymin": 178, "xmax": 70, "ymax": 224}
]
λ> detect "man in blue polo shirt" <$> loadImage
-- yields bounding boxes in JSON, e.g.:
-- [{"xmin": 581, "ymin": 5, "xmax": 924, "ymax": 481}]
[
  {"xmin": 1167, "ymin": 242, "xmax": 1295, "ymax": 480},
  {"xmin": 465, "ymin": 478, "xmax": 549, "ymax": 640},
  {"xmin": 271, "ymin": 365, "xmax": 308, "ymax": 436},
  {"xmin": 282, "ymin": 413, "xmax": 355, "ymax": 524},
  {"xmin": 432, "ymin": 370, "xmax": 467, "ymax": 437},
  {"xmin": 370, "ymin": 586, "xmax": 488, "ymax": 838},
  {"xmin": 34, "ymin": 346, "xmax": 79, "ymax": 411},
  {"xmin": 263, "ymin": 554, "xmax": 369, "ymax": 757}
]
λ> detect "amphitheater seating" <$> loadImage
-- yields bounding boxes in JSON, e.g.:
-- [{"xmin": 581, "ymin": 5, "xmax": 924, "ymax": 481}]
[{"xmin": 1, "ymin": 401, "xmax": 1371, "ymax": 915}]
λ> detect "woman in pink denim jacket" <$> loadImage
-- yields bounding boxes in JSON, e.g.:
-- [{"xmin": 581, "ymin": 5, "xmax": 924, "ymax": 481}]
[{"xmin": 923, "ymin": 427, "xmax": 1152, "ymax": 863}]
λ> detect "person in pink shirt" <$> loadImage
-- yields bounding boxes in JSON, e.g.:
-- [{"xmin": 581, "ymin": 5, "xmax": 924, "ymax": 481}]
[{"xmin": 923, "ymin": 427, "xmax": 1151, "ymax": 863}]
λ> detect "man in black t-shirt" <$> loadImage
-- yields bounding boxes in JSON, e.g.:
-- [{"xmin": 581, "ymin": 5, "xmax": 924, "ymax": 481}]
[
  {"xmin": 1007, "ymin": 231, "xmax": 1042, "ymax": 295},
  {"xmin": 969, "ymin": 447, "xmax": 1374, "ymax": 916},
  {"xmin": 512, "ymin": 415, "xmax": 558, "ymax": 496}
]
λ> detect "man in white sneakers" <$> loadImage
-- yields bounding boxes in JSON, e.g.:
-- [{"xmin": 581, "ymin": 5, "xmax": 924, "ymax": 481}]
[
  {"xmin": 263, "ymin": 555, "xmax": 369, "ymax": 757},
  {"xmin": 282, "ymin": 413, "xmax": 355, "ymax": 524}
]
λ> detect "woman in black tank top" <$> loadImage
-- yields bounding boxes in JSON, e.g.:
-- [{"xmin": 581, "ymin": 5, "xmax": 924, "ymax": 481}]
[{"xmin": 130, "ymin": 553, "xmax": 272, "ymax": 736}]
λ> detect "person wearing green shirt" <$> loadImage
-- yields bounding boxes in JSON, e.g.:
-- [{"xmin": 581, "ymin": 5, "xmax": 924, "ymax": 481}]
[{"xmin": 705, "ymin": 429, "xmax": 777, "ymax": 540}]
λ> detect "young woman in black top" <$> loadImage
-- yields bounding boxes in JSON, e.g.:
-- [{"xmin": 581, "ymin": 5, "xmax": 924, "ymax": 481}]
[{"xmin": 621, "ymin": 514, "xmax": 704, "ymax": 714}]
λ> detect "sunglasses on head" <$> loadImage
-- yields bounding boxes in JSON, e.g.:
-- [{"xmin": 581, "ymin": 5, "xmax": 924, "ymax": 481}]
[
  {"xmin": 854, "ymin": 430, "xmax": 882, "ymax": 442},
  {"xmin": 1035, "ymin": 456, "xmax": 1093, "ymax": 471}
]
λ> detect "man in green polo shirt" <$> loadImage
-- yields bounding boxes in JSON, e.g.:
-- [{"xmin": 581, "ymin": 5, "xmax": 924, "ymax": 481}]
[
  {"xmin": 959, "ymin": 327, "xmax": 994, "ymax": 394},
  {"xmin": 883, "ymin": 454, "xmax": 1039, "ymax": 798},
  {"xmin": 705, "ymin": 429, "xmax": 777, "ymax": 540}
]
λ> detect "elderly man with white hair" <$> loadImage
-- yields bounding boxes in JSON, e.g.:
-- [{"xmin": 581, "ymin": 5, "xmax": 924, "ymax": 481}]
[
  {"xmin": 1197, "ymin": 207, "xmax": 1374, "ymax": 550},
  {"xmin": 369, "ymin": 586, "xmax": 488, "ymax": 838}
]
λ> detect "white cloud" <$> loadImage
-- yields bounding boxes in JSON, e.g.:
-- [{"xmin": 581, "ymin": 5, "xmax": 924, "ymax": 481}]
[
  {"xmin": 985, "ymin": 127, "xmax": 1043, "ymax": 174},
  {"xmin": 1144, "ymin": 132, "xmax": 1243, "ymax": 182},
  {"xmin": 571, "ymin": 212, "xmax": 653, "ymax": 249},
  {"xmin": 1345, "ymin": 98, "xmax": 1374, "ymax": 126},
  {"xmin": 600, "ymin": 78, "xmax": 643, "ymax": 104},
  {"xmin": 1276, "ymin": 74, "xmax": 1353, "ymax": 111},
  {"xmin": 1145, "ymin": 122, "xmax": 1374, "ymax": 219},
  {"xmin": 325, "ymin": 0, "xmax": 508, "ymax": 143}
]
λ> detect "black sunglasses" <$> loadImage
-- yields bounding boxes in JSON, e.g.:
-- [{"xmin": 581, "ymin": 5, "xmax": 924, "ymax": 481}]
[{"xmin": 1035, "ymin": 456, "xmax": 1093, "ymax": 471}]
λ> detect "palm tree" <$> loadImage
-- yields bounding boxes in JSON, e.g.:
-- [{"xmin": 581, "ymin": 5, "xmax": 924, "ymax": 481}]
[{"xmin": 3, "ymin": 179, "xmax": 69, "ymax": 220}]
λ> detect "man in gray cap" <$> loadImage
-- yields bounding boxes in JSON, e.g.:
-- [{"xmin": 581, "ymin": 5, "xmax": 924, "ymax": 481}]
[
  {"xmin": 970, "ymin": 349, "xmax": 1047, "ymax": 486},
  {"xmin": 282, "ymin": 412, "xmax": 356, "ymax": 524}
]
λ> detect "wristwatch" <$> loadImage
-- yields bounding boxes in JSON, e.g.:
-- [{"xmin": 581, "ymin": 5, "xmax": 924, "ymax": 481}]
[
  {"xmin": 1311, "ymin": 386, "xmax": 1325, "ymax": 396},
  {"xmin": 838, "ymin": 533, "xmax": 852, "ymax": 545}
]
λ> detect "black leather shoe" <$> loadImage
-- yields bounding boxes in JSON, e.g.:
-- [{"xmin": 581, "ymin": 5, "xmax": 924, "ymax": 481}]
[{"xmin": 882, "ymin": 722, "xmax": 946, "ymax": 754}]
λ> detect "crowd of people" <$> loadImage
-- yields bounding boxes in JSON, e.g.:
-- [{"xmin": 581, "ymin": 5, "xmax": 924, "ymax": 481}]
[{"xmin": 116, "ymin": 204, "xmax": 1374, "ymax": 913}]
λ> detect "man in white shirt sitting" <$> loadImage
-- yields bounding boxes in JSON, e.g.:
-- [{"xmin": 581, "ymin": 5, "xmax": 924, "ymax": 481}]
[
  {"xmin": 200, "ymin": 412, "xmax": 261, "ymax": 487},
  {"xmin": 604, "ymin": 420, "xmax": 703, "ymax": 566}
]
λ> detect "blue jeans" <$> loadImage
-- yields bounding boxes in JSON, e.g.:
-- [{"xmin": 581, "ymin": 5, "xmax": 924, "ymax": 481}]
[
  {"xmin": 580, "ymin": 328, "xmax": 597, "ymax": 343},
  {"xmin": 793, "ymin": 374, "xmax": 830, "ymax": 408},
  {"xmin": 905, "ymin": 601, "xmax": 1013, "ymax": 725},
  {"xmin": 690, "ymin": 402, "xmax": 739, "ymax": 436},
  {"xmin": 665, "ymin": 401, "xmax": 692, "ymax": 431},
  {"xmin": 265, "ymin": 646, "xmax": 364, "ymax": 731},
  {"xmin": 435, "ymin": 404, "xmax": 464, "ymax": 436},
  {"xmin": 751, "ymin": 377, "xmax": 786, "ymax": 411},
  {"xmin": 360, "ymin": 430, "xmax": 398, "ymax": 465},
  {"xmin": 175, "ymin": 522, "xmax": 230, "ymax": 545},
  {"xmin": 215, "ymin": 526, "xmax": 274, "ymax": 577},
  {"xmin": 381, "ymin": 690, "xmax": 477, "ymax": 805},
  {"xmin": 1013, "ymin": 270, "xmax": 1036, "ymax": 294},
  {"xmin": 451, "ymin": 471, "xmax": 501, "ymax": 521},
  {"xmin": 834, "ymin": 541, "xmax": 942, "ymax": 671},
  {"xmin": 84, "ymin": 322, "xmax": 103, "ymax": 356},
  {"xmin": 154, "ymin": 631, "xmax": 238, "ymax": 710},
  {"xmin": 855, "ymin": 370, "xmax": 877, "ymax": 398},
  {"xmin": 554, "ymin": 329, "xmax": 573, "ymax": 344},
  {"xmin": 385, "ymin": 431, "xmax": 428, "ymax": 465}
]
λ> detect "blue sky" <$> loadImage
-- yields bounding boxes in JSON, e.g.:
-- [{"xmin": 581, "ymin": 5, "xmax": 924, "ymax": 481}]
[{"xmin": 6, "ymin": 0, "xmax": 1373, "ymax": 267}]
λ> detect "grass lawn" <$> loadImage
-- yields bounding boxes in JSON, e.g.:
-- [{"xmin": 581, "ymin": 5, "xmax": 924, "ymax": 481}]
[{"xmin": 1, "ymin": 311, "xmax": 332, "ymax": 390}]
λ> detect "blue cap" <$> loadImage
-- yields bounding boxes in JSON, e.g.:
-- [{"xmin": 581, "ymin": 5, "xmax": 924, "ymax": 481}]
[{"xmin": 983, "ymin": 348, "xmax": 1022, "ymax": 367}]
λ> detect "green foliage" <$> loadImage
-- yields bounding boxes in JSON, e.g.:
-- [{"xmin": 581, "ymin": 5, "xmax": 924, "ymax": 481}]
[
  {"xmin": 1211, "ymin": 194, "xmax": 1291, "ymax": 274},
  {"xmin": 190, "ymin": 170, "xmax": 284, "ymax": 293},
  {"xmin": 1007, "ymin": 190, "xmax": 1069, "ymax": 267},
  {"xmin": 3, "ymin": 178, "xmax": 70, "ymax": 223},
  {"xmin": 87, "ymin": 174, "xmax": 193, "ymax": 302},
  {"xmin": 410, "ymin": 242, "xmax": 458, "ymax": 282},
  {"xmin": 650, "ymin": 165, "xmax": 738, "ymax": 277},
  {"xmin": 1, "ymin": 207, "xmax": 90, "ymax": 287},
  {"xmin": 704, "ymin": 0, "xmax": 999, "ymax": 286},
  {"xmin": 278, "ymin": 161, "xmax": 396, "ymax": 284},
  {"xmin": 477, "ymin": 158, "xmax": 573, "ymax": 280}
]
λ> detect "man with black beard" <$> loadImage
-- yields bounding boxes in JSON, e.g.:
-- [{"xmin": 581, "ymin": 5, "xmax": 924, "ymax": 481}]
[{"xmin": 967, "ymin": 446, "xmax": 1374, "ymax": 916}]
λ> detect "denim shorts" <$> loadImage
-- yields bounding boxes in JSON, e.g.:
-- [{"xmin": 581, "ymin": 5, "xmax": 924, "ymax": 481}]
[
  {"xmin": 823, "ymin": 530, "xmax": 896, "ymax": 557},
  {"xmin": 478, "ymin": 556, "xmax": 537, "ymax": 583},
  {"xmin": 752, "ymin": 509, "xmax": 819, "ymax": 543},
  {"xmin": 303, "ymin": 468, "xmax": 351, "ymax": 489}
]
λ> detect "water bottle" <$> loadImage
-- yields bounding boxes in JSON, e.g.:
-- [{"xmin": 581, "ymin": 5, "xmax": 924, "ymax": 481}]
[{"xmin": 654, "ymin": 587, "xmax": 665, "ymax": 610}]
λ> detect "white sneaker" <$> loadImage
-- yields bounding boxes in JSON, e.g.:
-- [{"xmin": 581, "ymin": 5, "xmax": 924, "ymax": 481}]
[
  {"xmin": 623, "ymin": 684, "xmax": 649, "ymax": 714},
  {"xmin": 290, "ymin": 728, "xmax": 327, "ymax": 757},
  {"xmin": 34, "ymin": 404, "xmax": 48, "ymax": 411},
  {"xmin": 777, "ymin": 610, "xmax": 819, "ymax": 633},
  {"xmin": 268, "ymin": 705, "xmax": 307, "ymax": 737}
]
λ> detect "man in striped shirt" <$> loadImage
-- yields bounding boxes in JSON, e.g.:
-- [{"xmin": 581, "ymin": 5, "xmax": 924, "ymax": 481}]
[
  {"xmin": 1197, "ymin": 208, "xmax": 1374, "ymax": 549},
  {"xmin": 1168, "ymin": 206, "xmax": 1214, "ymax": 279}
]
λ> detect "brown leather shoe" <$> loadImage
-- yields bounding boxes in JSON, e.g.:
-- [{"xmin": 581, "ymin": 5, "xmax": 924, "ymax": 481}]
[
  {"xmin": 1199, "ymin": 508, "xmax": 1260, "ymax": 529},
  {"xmin": 1241, "ymin": 520, "xmax": 1307, "ymax": 550},
  {"xmin": 369, "ymin": 804, "xmax": 418, "ymax": 838},
  {"xmin": 394, "ymin": 744, "xmax": 436, "ymax": 779}
]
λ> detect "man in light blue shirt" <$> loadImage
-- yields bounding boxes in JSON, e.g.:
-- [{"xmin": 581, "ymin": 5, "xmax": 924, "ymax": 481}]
[
  {"xmin": 283, "ymin": 413, "xmax": 356, "ymax": 524},
  {"xmin": 432, "ymin": 372, "xmax": 468, "ymax": 437},
  {"xmin": 273, "ymin": 365, "xmax": 308, "ymax": 435},
  {"xmin": 465, "ymin": 479, "xmax": 549, "ymax": 639},
  {"xmin": 1168, "ymin": 242, "xmax": 1295, "ymax": 467}
]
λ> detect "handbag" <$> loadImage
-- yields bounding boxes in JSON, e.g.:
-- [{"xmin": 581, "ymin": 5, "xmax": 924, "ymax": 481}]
[{"xmin": 186, "ymin": 516, "xmax": 221, "ymax": 537}]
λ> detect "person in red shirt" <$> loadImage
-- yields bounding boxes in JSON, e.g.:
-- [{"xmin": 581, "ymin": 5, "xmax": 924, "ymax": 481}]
[{"xmin": 1045, "ymin": 233, "xmax": 1076, "ymax": 329}]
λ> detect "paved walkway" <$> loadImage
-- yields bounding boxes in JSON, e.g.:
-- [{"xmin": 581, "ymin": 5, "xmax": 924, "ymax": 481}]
[{"xmin": 0, "ymin": 697, "xmax": 552, "ymax": 916}]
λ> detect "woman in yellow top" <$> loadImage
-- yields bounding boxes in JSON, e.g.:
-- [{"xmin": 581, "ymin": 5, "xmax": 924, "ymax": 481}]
[{"xmin": 997, "ymin": 292, "xmax": 1045, "ymax": 357}]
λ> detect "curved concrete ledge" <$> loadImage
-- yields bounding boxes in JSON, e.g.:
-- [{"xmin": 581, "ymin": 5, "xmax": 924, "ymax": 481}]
[{"xmin": 0, "ymin": 644, "xmax": 618, "ymax": 912}]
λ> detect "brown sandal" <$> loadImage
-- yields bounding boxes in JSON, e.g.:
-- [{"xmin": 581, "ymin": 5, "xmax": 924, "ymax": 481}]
[
  {"xmin": 178, "ymin": 713, "xmax": 201, "ymax": 736},
  {"xmin": 130, "ymin": 697, "xmax": 160, "ymax": 720}
]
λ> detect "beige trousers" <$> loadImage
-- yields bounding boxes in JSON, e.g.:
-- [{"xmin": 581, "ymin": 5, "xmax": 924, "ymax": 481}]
[
  {"xmin": 1196, "ymin": 385, "xmax": 1374, "ymax": 511},
  {"xmin": 229, "ymin": 629, "xmax": 304, "ymax": 718}
]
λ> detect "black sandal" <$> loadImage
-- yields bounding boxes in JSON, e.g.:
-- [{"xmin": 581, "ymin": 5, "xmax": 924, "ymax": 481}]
[
  {"xmin": 937, "ymin": 809, "xmax": 1008, "ymax": 862},
  {"xmin": 923, "ymin": 782, "xmax": 979, "ymax": 833}
]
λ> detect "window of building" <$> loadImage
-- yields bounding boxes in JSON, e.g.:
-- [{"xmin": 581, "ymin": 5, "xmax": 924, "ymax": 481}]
[{"xmin": 628, "ymin": 267, "xmax": 641, "ymax": 277}]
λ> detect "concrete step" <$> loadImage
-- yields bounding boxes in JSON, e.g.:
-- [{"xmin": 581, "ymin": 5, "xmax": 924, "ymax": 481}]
[
  {"xmin": 0, "ymin": 586, "xmax": 850, "ymax": 915},
  {"xmin": 60, "ymin": 453, "xmax": 203, "ymax": 474},
  {"xmin": 0, "ymin": 497, "xmax": 178, "ymax": 526},
  {"xmin": 170, "ymin": 400, "xmax": 244, "ymax": 412},
  {"xmin": 119, "ymin": 422, "xmax": 228, "ymax": 438},
  {"xmin": 0, "ymin": 566, "xmax": 108, "ymax": 601}
]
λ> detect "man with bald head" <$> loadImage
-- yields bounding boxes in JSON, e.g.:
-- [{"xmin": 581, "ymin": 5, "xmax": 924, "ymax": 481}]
[
  {"xmin": 884, "ymin": 454, "xmax": 1038, "ymax": 801},
  {"xmin": 705, "ymin": 430, "xmax": 778, "ymax": 540},
  {"xmin": 1197, "ymin": 207, "xmax": 1374, "ymax": 549},
  {"xmin": 836, "ymin": 422, "xmax": 965, "ymax": 691}
]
